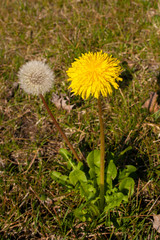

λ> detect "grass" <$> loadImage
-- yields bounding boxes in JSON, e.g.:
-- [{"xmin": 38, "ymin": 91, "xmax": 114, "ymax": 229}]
[{"xmin": 0, "ymin": 0, "xmax": 160, "ymax": 239}]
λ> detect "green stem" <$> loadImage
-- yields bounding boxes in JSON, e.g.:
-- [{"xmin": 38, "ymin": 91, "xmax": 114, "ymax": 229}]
[
  {"xmin": 98, "ymin": 96, "xmax": 105, "ymax": 211},
  {"xmin": 40, "ymin": 94, "xmax": 81, "ymax": 163}
]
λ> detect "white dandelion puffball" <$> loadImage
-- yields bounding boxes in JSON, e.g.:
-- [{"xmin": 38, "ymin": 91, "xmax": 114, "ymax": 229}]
[{"xmin": 18, "ymin": 60, "xmax": 54, "ymax": 95}]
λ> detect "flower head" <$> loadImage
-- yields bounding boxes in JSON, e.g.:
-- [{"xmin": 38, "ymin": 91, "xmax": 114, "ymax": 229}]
[
  {"xmin": 66, "ymin": 51, "xmax": 123, "ymax": 99},
  {"xmin": 18, "ymin": 60, "xmax": 54, "ymax": 95}
]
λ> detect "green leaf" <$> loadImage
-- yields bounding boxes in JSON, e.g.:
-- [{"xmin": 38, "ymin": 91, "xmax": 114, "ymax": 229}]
[
  {"xmin": 88, "ymin": 203, "xmax": 100, "ymax": 216},
  {"xmin": 80, "ymin": 181, "xmax": 96, "ymax": 200},
  {"xmin": 87, "ymin": 150, "xmax": 100, "ymax": 169},
  {"xmin": 104, "ymin": 192, "xmax": 124, "ymax": 212},
  {"xmin": 69, "ymin": 169, "xmax": 87, "ymax": 186},
  {"xmin": 119, "ymin": 165, "xmax": 136, "ymax": 180},
  {"xmin": 74, "ymin": 201, "xmax": 100, "ymax": 221},
  {"xmin": 106, "ymin": 160, "xmax": 117, "ymax": 180},
  {"xmin": 87, "ymin": 150, "xmax": 100, "ymax": 183},
  {"xmin": 77, "ymin": 161, "xmax": 84, "ymax": 170},
  {"xmin": 118, "ymin": 146, "xmax": 132, "ymax": 156},
  {"xmin": 59, "ymin": 148, "xmax": 81, "ymax": 170},
  {"xmin": 106, "ymin": 160, "xmax": 117, "ymax": 189},
  {"xmin": 74, "ymin": 206, "xmax": 88, "ymax": 222},
  {"xmin": 59, "ymin": 148, "xmax": 72, "ymax": 161},
  {"xmin": 119, "ymin": 177, "xmax": 135, "ymax": 196},
  {"xmin": 51, "ymin": 171, "xmax": 71, "ymax": 185}
]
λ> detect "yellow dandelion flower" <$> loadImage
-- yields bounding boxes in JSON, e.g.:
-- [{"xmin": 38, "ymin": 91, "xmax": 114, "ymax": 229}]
[{"xmin": 66, "ymin": 51, "xmax": 123, "ymax": 99}]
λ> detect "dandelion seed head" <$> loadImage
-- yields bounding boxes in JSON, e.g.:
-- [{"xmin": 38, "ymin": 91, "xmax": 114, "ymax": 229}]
[{"xmin": 18, "ymin": 60, "xmax": 54, "ymax": 95}]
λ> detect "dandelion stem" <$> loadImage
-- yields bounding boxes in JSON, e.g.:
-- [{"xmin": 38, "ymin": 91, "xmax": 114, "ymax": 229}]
[
  {"xmin": 98, "ymin": 96, "xmax": 105, "ymax": 211},
  {"xmin": 40, "ymin": 94, "xmax": 81, "ymax": 162}
]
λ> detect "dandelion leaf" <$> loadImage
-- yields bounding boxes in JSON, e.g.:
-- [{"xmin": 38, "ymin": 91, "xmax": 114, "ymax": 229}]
[
  {"xmin": 51, "ymin": 171, "xmax": 70, "ymax": 186},
  {"xmin": 69, "ymin": 169, "xmax": 87, "ymax": 186},
  {"xmin": 119, "ymin": 177, "xmax": 135, "ymax": 197}
]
